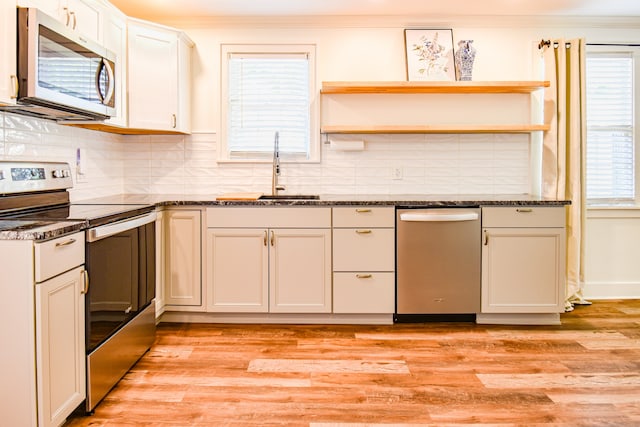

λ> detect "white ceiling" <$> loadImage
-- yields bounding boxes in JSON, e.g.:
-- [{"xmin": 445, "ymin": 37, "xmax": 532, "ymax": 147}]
[{"xmin": 109, "ymin": 0, "xmax": 640, "ymax": 21}]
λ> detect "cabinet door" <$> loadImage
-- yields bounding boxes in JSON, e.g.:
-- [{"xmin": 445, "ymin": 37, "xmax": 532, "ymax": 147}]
[
  {"xmin": 66, "ymin": 0, "xmax": 103, "ymax": 42},
  {"xmin": 19, "ymin": 0, "xmax": 60, "ymax": 18},
  {"xmin": 481, "ymin": 227, "xmax": 565, "ymax": 313},
  {"xmin": 0, "ymin": 0, "xmax": 17, "ymax": 105},
  {"xmin": 128, "ymin": 21, "xmax": 178, "ymax": 131},
  {"xmin": 35, "ymin": 266, "xmax": 86, "ymax": 427},
  {"xmin": 207, "ymin": 229, "xmax": 269, "ymax": 312},
  {"xmin": 164, "ymin": 210, "xmax": 202, "ymax": 307},
  {"xmin": 269, "ymin": 228, "xmax": 332, "ymax": 313}
]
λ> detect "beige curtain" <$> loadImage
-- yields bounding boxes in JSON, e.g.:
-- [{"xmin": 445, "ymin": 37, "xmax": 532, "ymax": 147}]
[{"xmin": 540, "ymin": 38, "xmax": 589, "ymax": 311}]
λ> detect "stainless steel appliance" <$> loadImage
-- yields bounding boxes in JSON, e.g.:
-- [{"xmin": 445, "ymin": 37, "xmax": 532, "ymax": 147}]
[
  {"xmin": 3, "ymin": 8, "xmax": 116, "ymax": 121},
  {"xmin": 0, "ymin": 161, "xmax": 155, "ymax": 413},
  {"xmin": 396, "ymin": 207, "xmax": 481, "ymax": 321}
]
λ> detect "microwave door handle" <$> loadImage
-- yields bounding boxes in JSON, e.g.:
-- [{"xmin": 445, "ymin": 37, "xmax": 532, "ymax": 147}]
[
  {"xmin": 103, "ymin": 59, "xmax": 115, "ymax": 106},
  {"xmin": 95, "ymin": 59, "xmax": 105, "ymax": 103}
]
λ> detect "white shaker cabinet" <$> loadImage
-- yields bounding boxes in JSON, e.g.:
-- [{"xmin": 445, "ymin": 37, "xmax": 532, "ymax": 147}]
[
  {"xmin": 206, "ymin": 208, "xmax": 332, "ymax": 313},
  {"xmin": 207, "ymin": 228, "xmax": 269, "ymax": 312},
  {"xmin": 0, "ymin": 0, "xmax": 17, "ymax": 105},
  {"xmin": 163, "ymin": 209, "xmax": 203, "ymax": 310},
  {"xmin": 480, "ymin": 206, "xmax": 566, "ymax": 318},
  {"xmin": 332, "ymin": 207, "xmax": 395, "ymax": 314},
  {"xmin": 20, "ymin": 0, "xmax": 105, "ymax": 42},
  {"xmin": 0, "ymin": 232, "xmax": 86, "ymax": 427},
  {"xmin": 127, "ymin": 19, "xmax": 193, "ymax": 133}
]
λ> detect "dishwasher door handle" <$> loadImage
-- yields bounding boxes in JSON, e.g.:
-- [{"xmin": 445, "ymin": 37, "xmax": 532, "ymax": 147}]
[{"xmin": 399, "ymin": 210, "xmax": 479, "ymax": 222}]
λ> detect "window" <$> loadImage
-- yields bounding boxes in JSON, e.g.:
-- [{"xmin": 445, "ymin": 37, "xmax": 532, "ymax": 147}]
[
  {"xmin": 219, "ymin": 44, "xmax": 318, "ymax": 162},
  {"xmin": 586, "ymin": 47, "xmax": 639, "ymax": 204}
]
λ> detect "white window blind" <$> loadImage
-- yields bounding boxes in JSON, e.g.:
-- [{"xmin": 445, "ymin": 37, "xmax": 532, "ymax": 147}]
[
  {"xmin": 226, "ymin": 52, "xmax": 311, "ymax": 160},
  {"xmin": 586, "ymin": 53, "xmax": 635, "ymax": 201}
]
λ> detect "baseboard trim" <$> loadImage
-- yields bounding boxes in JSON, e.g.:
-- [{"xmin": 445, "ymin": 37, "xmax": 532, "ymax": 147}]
[
  {"xmin": 583, "ymin": 281, "xmax": 640, "ymax": 300},
  {"xmin": 159, "ymin": 311, "xmax": 394, "ymax": 325},
  {"xmin": 476, "ymin": 312, "xmax": 561, "ymax": 325}
]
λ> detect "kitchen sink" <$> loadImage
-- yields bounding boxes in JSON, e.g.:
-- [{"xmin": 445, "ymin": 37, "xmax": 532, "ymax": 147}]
[{"xmin": 259, "ymin": 194, "xmax": 320, "ymax": 200}]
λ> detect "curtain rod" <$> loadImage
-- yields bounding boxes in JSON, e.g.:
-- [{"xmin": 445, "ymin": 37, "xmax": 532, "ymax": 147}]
[
  {"xmin": 539, "ymin": 39, "xmax": 640, "ymax": 49},
  {"xmin": 586, "ymin": 43, "xmax": 640, "ymax": 47}
]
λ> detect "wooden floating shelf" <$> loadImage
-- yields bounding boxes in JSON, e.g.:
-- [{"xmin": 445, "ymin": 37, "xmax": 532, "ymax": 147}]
[
  {"xmin": 321, "ymin": 81, "xmax": 550, "ymax": 94},
  {"xmin": 321, "ymin": 124, "xmax": 551, "ymax": 134}
]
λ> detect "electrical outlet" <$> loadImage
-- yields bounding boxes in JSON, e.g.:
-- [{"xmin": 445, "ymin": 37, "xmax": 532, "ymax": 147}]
[{"xmin": 392, "ymin": 167, "xmax": 403, "ymax": 180}]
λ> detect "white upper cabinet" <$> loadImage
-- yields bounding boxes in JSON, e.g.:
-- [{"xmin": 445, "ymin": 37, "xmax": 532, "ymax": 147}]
[
  {"xmin": 127, "ymin": 19, "xmax": 193, "ymax": 134},
  {"xmin": 0, "ymin": 1, "xmax": 17, "ymax": 105},
  {"xmin": 19, "ymin": 0, "xmax": 105, "ymax": 43}
]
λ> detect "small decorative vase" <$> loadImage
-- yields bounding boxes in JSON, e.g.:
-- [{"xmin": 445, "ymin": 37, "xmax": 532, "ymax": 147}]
[{"xmin": 455, "ymin": 40, "xmax": 476, "ymax": 81}]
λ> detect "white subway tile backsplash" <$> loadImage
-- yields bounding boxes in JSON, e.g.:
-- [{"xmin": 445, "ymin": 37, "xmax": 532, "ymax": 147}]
[{"xmin": 0, "ymin": 113, "xmax": 532, "ymax": 197}]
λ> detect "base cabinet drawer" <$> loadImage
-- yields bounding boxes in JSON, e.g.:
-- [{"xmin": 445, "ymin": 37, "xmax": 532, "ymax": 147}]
[
  {"xmin": 333, "ymin": 272, "xmax": 395, "ymax": 314},
  {"xmin": 333, "ymin": 228, "xmax": 395, "ymax": 271}
]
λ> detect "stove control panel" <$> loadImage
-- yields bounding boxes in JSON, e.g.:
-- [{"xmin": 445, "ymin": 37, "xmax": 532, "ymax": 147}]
[{"xmin": 0, "ymin": 161, "xmax": 73, "ymax": 195}]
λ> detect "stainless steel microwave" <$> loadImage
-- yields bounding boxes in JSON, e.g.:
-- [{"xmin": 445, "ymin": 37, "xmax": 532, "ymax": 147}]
[{"xmin": 13, "ymin": 7, "xmax": 116, "ymax": 121}]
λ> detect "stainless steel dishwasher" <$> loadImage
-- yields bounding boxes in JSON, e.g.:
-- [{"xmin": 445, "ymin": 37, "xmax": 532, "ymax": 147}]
[{"xmin": 395, "ymin": 207, "xmax": 481, "ymax": 321}]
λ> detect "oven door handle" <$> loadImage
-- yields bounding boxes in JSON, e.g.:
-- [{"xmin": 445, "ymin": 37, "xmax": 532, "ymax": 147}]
[{"xmin": 87, "ymin": 212, "xmax": 157, "ymax": 242}]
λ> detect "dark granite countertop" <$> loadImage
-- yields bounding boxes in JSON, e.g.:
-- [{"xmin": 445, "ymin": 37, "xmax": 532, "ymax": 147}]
[
  {"xmin": 74, "ymin": 193, "xmax": 570, "ymax": 207},
  {"xmin": 0, "ymin": 193, "xmax": 568, "ymax": 241},
  {"xmin": 0, "ymin": 220, "xmax": 86, "ymax": 241}
]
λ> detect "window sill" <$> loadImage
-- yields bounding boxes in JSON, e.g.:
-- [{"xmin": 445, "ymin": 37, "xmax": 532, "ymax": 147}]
[{"xmin": 587, "ymin": 204, "xmax": 640, "ymax": 219}]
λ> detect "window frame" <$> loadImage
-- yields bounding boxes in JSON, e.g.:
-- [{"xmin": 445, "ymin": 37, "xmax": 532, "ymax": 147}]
[
  {"xmin": 218, "ymin": 43, "xmax": 319, "ymax": 163},
  {"xmin": 586, "ymin": 44, "xmax": 640, "ymax": 207}
]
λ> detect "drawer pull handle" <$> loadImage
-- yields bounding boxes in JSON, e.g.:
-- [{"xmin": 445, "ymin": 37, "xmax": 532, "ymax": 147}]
[
  {"xmin": 516, "ymin": 208, "xmax": 533, "ymax": 213},
  {"xmin": 355, "ymin": 208, "xmax": 371, "ymax": 213},
  {"xmin": 355, "ymin": 229, "xmax": 372, "ymax": 234},
  {"xmin": 263, "ymin": 230, "xmax": 267, "ymax": 246},
  {"xmin": 55, "ymin": 238, "xmax": 76, "ymax": 247},
  {"xmin": 270, "ymin": 230, "xmax": 275, "ymax": 246},
  {"xmin": 483, "ymin": 230, "xmax": 488, "ymax": 246},
  {"xmin": 356, "ymin": 274, "xmax": 372, "ymax": 279}
]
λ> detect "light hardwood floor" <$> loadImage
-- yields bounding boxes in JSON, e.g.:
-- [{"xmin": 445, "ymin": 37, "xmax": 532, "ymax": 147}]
[{"xmin": 65, "ymin": 300, "xmax": 640, "ymax": 426}]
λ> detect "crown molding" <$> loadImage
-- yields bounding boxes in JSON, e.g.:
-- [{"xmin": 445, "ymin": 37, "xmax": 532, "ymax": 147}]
[{"xmin": 152, "ymin": 14, "xmax": 640, "ymax": 30}]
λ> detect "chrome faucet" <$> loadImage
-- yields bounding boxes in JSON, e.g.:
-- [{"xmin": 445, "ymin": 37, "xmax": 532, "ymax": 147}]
[{"xmin": 271, "ymin": 131, "xmax": 285, "ymax": 195}]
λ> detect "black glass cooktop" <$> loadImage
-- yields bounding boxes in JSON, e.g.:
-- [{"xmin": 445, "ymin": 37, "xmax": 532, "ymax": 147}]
[
  {"xmin": 0, "ymin": 219, "xmax": 59, "ymax": 232},
  {"xmin": 9, "ymin": 204, "xmax": 155, "ymax": 228}
]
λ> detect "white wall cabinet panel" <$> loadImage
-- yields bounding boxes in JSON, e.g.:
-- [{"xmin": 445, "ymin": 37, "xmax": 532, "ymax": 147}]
[
  {"xmin": 0, "ymin": 0, "xmax": 17, "ymax": 105},
  {"xmin": 128, "ymin": 19, "xmax": 192, "ymax": 133},
  {"xmin": 21, "ymin": 0, "xmax": 104, "ymax": 42},
  {"xmin": 164, "ymin": 210, "xmax": 202, "ymax": 308}
]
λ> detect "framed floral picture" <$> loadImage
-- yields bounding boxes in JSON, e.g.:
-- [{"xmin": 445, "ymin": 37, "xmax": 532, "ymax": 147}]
[{"xmin": 404, "ymin": 29, "xmax": 456, "ymax": 81}]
